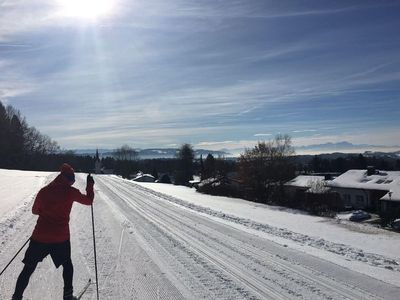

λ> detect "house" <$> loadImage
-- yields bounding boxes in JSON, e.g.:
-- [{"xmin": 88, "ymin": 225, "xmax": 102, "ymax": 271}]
[
  {"xmin": 328, "ymin": 168, "xmax": 400, "ymax": 215},
  {"xmin": 132, "ymin": 173, "xmax": 156, "ymax": 182},
  {"xmin": 196, "ymin": 173, "xmax": 244, "ymax": 198},
  {"xmin": 156, "ymin": 173, "xmax": 172, "ymax": 184},
  {"xmin": 284, "ymin": 175, "xmax": 327, "ymax": 198},
  {"xmin": 189, "ymin": 175, "xmax": 201, "ymax": 188},
  {"xmin": 284, "ymin": 175, "xmax": 341, "ymax": 210}
]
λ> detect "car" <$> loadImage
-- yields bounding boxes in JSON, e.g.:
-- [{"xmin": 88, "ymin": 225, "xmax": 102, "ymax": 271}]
[
  {"xmin": 392, "ymin": 219, "xmax": 400, "ymax": 230},
  {"xmin": 349, "ymin": 210, "xmax": 371, "ymax": 222}
]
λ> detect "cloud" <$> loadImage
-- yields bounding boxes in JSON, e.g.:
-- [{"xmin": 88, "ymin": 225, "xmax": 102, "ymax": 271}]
[
  {"xmin": 254, "ymin": 133, "xmax": 272, "ymax": 137},
  {"xmin": 0, "ymin": 59, "xmax": 38, "ymax": 101},
  {"xmin": 197, "ymin": 141, "xmax": 234, "ymax": 147},
  {"xmin": 292, "ymin": 129, "xmax": 317, "ymax": 133}
]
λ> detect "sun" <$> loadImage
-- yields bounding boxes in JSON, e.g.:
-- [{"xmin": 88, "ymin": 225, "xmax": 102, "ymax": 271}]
[{"xmin": 57, "ymin": 0, "xmax": 114, "ymax": 20}]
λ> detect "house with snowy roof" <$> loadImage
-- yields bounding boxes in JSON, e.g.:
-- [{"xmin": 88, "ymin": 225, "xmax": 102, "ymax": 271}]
[
  {"xmin": 284, "ymin": 175, "xmax": 327, "ymax": 197},
  {"xmin": 284, "ymin": 175, "xmax": 343, "ymax": 210},
  {"xmin": 131, "ymin": 173, "xmax": 156, "ymax": 182},
  {"xmin": 327, "ymin": 167, "xmax": 400, "ymax": 216}
]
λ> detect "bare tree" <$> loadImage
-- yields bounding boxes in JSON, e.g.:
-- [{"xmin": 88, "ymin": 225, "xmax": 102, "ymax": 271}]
[
  {"xmin": 238, "ymin": 134, "xmax": 295, "ymax": 203},
  {"xmin": 113, "ymin": 144, "xmax": 138, "ymax": 161}
]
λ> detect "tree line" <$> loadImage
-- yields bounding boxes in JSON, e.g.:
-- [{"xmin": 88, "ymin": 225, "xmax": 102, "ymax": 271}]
[
  {"xmin": 300, "ymin": 153, "xmax": 400, "ymax": 173},
  {"xmin": 0, "ymin": 101, "xmax": 59, "ymax": 169}
]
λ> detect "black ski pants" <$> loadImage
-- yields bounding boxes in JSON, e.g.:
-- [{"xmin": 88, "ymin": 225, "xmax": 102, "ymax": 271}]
[
  {"xmin": 13, "ymin": 259, "xmax": 74, "ymax": 299},
  {"xmin": 13, "ymin": 239, "xmax": 74, "ymax": 299}
]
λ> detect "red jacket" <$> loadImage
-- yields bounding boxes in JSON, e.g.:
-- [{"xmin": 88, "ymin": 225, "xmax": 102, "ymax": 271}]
[{"xmin": 31, "ymin": 174, "xmax": 94, "ymax": 243}]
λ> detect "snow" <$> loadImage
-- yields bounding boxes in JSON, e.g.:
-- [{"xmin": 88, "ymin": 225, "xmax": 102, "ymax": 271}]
[
  {"xmin": 0, "ymin": 169, "xmax": 52, "ymax": 220},
  {"xmin": 1, "ymin": 169, "xmax": 400, "ymax": 299},
  {"xmin": 284, "ymin": 175, "xmax": 326, "ymax": 188}
]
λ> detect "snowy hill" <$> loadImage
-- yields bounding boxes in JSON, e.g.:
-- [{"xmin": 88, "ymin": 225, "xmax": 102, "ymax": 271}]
[{"xmin": 1, "ymin": 169, "xmax": 400, "ymax": 299}]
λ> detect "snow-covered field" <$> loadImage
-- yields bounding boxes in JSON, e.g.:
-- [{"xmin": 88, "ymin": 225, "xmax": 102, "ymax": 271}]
[{"xmin": 1, "ymin": 169, "xmax": 399, "ymax": 299}]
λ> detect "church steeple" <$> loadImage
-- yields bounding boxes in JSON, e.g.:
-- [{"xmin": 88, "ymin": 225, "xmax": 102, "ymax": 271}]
[
  {"xmin": 95, "ymin": 148, "xmax": 102, "ymax": 174},
  {"xmin": 95, "ymin": 148, "xmax": 100, "ymax": 162}
]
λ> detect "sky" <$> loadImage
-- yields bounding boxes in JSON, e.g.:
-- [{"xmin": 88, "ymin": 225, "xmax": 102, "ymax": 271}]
[{"xmin": 1, "ymin": 0, "xmax": 400, "ymax": 153}]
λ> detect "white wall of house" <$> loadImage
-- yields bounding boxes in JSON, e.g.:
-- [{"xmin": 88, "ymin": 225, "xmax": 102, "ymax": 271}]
[{"xmin": 334, "ymin": 187, "xmax": 372, "ymax": 209}]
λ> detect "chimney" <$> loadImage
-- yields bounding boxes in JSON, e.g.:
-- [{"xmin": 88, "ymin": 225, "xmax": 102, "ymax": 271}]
[{"xmin": 367, "ymin": 166, "xmax": 375, "ymax": 176}]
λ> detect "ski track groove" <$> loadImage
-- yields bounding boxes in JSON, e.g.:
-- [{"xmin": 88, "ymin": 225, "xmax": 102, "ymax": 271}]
[
  {"xmin": 98, "ymin": 178, "xmax": 257, "ymax": 299},
  {"xmin": 92, "ymin": 176, "xmax": 188, "ymax": 300},
  {"xmin": 126, "ymin": 185, "xmax": 385, "ymax": 300},
  {"xmin": 129, "ymin": 178, "xmax": 400, "ymax": 272},
  {"xmin": 97, "ymin": 176, "xmax": 395, "ymax": 300}
]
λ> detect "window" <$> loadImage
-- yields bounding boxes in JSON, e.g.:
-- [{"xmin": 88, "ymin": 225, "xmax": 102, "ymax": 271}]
[
  {"xmin": 343, "ymin": 194, "xmax": 351, "ymax": 205},
  {"xmin": 356, "ymin": 195, "xmax": 364, "ymax": 206}
]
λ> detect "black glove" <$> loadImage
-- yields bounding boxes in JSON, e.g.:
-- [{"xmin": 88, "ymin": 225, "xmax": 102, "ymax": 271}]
[{"xmin": 87, "ymin": 174, "xmax": 95, "ymax": 185}]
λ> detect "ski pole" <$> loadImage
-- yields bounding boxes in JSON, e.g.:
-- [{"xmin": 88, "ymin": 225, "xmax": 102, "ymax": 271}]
[
  {"xmin": 91, "ymin": 194, "xmax": 100, "ymax": 300},
  {"xmin": 0, "ymin": 237, "xmax": 30, "ymax": 277}
]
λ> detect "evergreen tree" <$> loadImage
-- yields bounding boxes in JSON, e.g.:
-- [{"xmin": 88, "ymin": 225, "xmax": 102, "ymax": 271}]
[
  {"xmin": 0, "ymin": 102, "xmax": 10, "ymax": 167},
  {"xmin": 354, "ymin": 154, "xmax": 367, "ymax": 169},
  {"xmin": 9, "ymin": 115, "xmax": 25, "ymax": 167},
  {"xmin": 175, "ymin": 143, "xmax": 194, "ymax": 185},
  {"xmin": 396, "ymin": 159, "xmax": 400, "ymax": 171},
  {"xmin": 203, "ymin": 153, "xmax": 216, "ymax": 179},
  {"xmin": 200, "ymin": 154, "xmax": 205, "ymax": 180}
]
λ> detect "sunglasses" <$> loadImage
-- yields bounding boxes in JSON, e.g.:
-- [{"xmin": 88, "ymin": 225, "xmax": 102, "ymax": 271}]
[{"xmin": 63, "ymin": 173, "xmax": 75, "ymax": 183}]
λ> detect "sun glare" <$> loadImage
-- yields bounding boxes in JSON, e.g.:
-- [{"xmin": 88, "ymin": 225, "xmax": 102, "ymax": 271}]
[{"xmin": 57, "ymin": 0, "xmax": 114, "ymax": 20}]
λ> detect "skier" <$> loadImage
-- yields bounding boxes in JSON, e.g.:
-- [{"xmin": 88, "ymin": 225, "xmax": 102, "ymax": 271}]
[{"xmin": 12, "ymin": 163, "xmax": 95, "ymax": 300}]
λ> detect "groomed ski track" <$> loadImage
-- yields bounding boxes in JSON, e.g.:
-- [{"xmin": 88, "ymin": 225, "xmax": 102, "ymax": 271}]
[{"xmin": 1, "ymin": 173, "xmax": 399, "ymax": 299}]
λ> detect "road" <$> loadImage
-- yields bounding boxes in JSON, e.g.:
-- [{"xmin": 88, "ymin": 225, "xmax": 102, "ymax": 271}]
[{"xmin": 1, "ymin": 174, "xmax": 399, "ymax": 299}]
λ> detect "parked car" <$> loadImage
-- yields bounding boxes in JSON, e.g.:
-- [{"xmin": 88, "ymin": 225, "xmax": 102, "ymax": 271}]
[
  {"xmin": 349, "ymin": 210, "xmax": 371, "ymax": 222},
  {"xmin": 392, "ymin": 219, "xmax": 400, "ymax": 231}
]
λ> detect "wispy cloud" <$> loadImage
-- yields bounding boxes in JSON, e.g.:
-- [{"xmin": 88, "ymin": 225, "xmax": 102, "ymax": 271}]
[
  {"xmin": 292, "ymin": 129, "xmax": 317, "ymax": 133},
  {"xmin": 1, "ymin": 0, "xmax": 399, "ymax": 149},
  {"xmin": 197, "ymin": 141, "xmax": 234, "ymax": 147}
]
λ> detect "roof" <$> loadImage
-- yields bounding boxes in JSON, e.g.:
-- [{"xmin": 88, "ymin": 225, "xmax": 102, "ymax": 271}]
[
  {"xmin": 328, "ymin": 170, "xmax": 400, "ymax": 202},
  {"xmin": 132, "ymin": 174, "xmax": 155, "ymax": 181},
  {"xmin": 285, "ymin": 175, "xmax": 326, "ymax": 188}
]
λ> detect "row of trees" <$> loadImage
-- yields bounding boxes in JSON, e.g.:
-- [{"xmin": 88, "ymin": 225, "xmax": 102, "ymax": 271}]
[
  {"xmin": 0, "ymin": 101, "xmax": 60, "ymax": 169},
  {"xmin": 305, "ymin": 154, "xmax": 400, "ymax": 173}
]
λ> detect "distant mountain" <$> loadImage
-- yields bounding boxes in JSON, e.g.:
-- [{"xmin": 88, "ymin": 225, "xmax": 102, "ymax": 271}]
[
  {"xmin": 363, "ymin": 150, "xmax": 400, "ymax": 159},
  {"xmin": 295, "ymin": 141, "xmax": 400, "ymax": 152},
  {"xmin": 72, "ymin": 149, "xmax": 111, "ymax": 156},
  {"xmin": 72, "ymin": 148, "xmax": 230, "ymax": 159}
]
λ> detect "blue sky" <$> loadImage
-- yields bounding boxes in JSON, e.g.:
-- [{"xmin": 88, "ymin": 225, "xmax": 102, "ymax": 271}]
[{"xmin": 1, "ymin": 0, "xmax": 400, "ymax": 152}]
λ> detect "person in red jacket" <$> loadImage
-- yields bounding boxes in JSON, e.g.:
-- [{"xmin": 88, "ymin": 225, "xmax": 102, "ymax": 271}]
[{"xmin": 12, "ymin": 163, "xmax": 95, "ymax": 300}]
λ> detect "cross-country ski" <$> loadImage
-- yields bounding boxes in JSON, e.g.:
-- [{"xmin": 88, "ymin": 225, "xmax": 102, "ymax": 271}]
[{"xmin": 77, "ymin": 279, "xmax": 91, "ymax": 300}]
